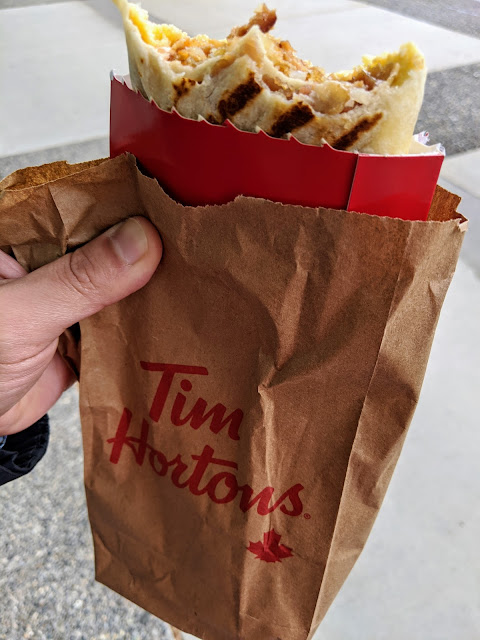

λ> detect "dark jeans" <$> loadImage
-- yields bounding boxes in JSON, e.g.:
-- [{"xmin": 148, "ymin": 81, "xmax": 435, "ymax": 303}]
[{"xmin": 0, "ymin": 415, "xmax": 49, "ymax": 486}]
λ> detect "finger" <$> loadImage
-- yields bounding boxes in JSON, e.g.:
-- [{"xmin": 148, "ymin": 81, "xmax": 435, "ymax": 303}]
[
  {"xmin": 0, "ymin": 249, "xmax": 27, "ymax": 280},
  {"xmin": 0, "ymin": 217, "xmax": 162, "ymax": 347},
  {"xmin": 0, "ymin": 351, "xmax": 76, "ymax": 436}
]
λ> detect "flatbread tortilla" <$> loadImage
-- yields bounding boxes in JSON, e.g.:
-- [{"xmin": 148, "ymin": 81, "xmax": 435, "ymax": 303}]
[{"xmin": 113, "ymin": 1, "xmax": 426, "ymax": 155}]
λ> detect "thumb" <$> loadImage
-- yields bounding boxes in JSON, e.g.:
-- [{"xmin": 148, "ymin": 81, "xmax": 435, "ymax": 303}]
[{"xmin": 1, "ymin": 217, "xmax": 163, "ymax": 346}]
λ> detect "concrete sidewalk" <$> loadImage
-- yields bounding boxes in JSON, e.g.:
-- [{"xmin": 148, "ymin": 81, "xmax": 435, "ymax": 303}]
[{"xmin": 1, "ymin": 1, "xmax": 479, "ymax": 639}]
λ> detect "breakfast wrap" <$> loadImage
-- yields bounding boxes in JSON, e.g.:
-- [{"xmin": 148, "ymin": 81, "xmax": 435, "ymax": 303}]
[{"xmin": 113, "ymin": 0, "xmax": 426, "ymax": 154}]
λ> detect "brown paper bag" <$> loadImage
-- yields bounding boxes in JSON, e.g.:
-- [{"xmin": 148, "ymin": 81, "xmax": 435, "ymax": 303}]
[{"xmin": 0, "ymin": 154, "xmax": 466, "ymax": 640}]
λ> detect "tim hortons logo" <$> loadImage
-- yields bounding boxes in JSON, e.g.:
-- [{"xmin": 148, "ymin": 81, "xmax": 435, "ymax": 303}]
[{"xmin": 106, "ymin": 362, "xmax": 304, "ymax": 558}]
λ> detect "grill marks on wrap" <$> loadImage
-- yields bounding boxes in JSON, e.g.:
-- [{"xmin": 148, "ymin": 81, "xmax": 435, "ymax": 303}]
[
  {"xmin": 218, "ymin": 75, "xmax": 315, "ymax": 138},
  {"xmin": 332, "ymin": 113, "xmax": 383, "ymax": 150},
  {"xmin": 218, "ymin": 73, "xmax": 263, "ymax": 121},
  {"xmin": 269, "ymin": 103, "xmax": 315, "ymax": 137},
  {"xmin": 174, "ymin": 72, "xmax": 383, "ymax": 146},
  {"xmin": 174, "ymin": 78, "xmax": 197, "ymax": 102}
]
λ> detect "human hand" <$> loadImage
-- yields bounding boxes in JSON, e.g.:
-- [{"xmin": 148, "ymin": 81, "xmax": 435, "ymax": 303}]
[{"xmin": 0, "ymin": 217, "xmax": 162, "ymax": 436}]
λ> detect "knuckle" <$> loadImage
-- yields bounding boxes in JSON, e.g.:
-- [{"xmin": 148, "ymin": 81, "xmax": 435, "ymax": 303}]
[{"xmin": 63, "ymin": 249, "xmax": 102, "ymax": 301}]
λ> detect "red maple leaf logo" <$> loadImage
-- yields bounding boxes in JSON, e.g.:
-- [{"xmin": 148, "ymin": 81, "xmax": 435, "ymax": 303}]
[{"xmin": 247, "ymin": 529, "xmax": 293, "ymax": 563}]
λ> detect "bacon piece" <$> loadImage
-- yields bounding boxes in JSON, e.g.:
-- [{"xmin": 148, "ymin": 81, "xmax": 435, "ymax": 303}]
[{"xmin": 228, "ymin": 4, "xmax": 277, "ymax": 38}]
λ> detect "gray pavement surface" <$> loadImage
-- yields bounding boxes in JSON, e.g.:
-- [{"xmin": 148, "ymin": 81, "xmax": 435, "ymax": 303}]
[
  {"xmin": 417, "ymin": 62, "xmax": 480, "ymax": 154},
  {"xmin": 438, "ymin": 176, "xmax": 480, "ymax": 278},
  {"xmin": 0, "ymin": 0, "xmax": 69, "ymax": 7},
  {"xmin": 10, "ymin": 0, "xmax": 480, "ymax": 39},
  {"xmin": 363, "ymin": 0, "xmax": 480, "ymax": 39},
  {"xmin": 0, "ymin": 138, "xmax": 109, "ymax": 181}
]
